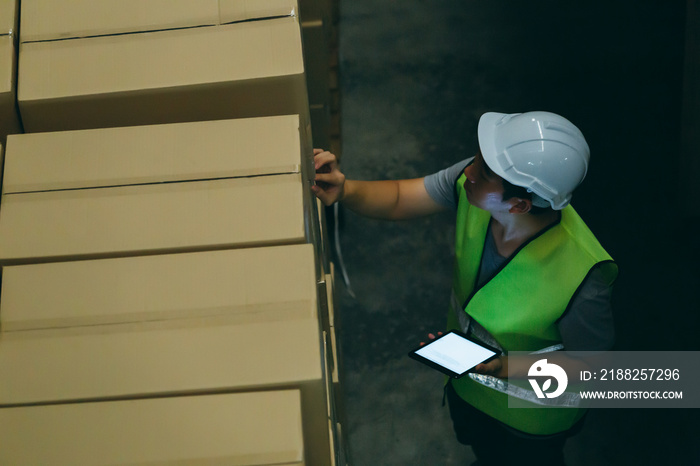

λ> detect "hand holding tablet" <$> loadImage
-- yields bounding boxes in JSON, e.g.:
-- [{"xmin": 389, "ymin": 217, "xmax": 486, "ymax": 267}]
[{"xmin": 409, "ymin": 330, "xmax": 501, "ymax": 378}]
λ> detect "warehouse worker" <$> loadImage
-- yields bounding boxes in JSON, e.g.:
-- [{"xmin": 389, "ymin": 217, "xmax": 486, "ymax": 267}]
[{"xmin": 312, "ymin": 111, "xmax": 618, "ymax": 466}]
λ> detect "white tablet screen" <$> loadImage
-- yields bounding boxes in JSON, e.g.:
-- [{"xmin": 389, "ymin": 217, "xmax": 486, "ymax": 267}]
[{"xmin": 414, "ymin": 332, "xmax": 498, "ymax": 375}]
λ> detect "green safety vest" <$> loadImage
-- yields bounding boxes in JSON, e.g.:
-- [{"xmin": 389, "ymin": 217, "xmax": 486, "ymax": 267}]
[{"xmin": 448, "ymin": 172, "xmax": 618, "ymax": 435}]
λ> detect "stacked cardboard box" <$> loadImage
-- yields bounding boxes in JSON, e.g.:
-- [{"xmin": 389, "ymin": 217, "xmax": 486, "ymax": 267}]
[
  {"xmin": 0, "ymin": 244, "xmax": 327, "ymax": 464},
  {"xmin": 0, "ymin": 1, "xmax": 346, "ymax": 463},
  {"xmin": 17, "ymin": 0, "xmax": 309, "ymax": 132},
  {"xmin": 0, "ymin": 114, "xmax": 346, "ymax": 464},
  {"xmin": 0, "ymin": 391, "xmax": 307, "ymax": 465},
  {"xmin": 0, "ymin": 116, "xmax": 318, "ymax": 264}
]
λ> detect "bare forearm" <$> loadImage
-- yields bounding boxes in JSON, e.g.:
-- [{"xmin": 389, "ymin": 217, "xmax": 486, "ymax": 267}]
[
  {"xmin": 313, "ymin": 150, "xmax": 445, "ymax": 219},
  {"xmin": 342, "ymin": 179, "xmax": 401, "ymax": 219},
  {"xmin": 342, "ymin": 178, "xmax": 446, "ymax": 220}
]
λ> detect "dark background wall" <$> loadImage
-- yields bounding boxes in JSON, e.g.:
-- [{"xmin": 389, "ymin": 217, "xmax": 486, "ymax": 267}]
[{"xmin": 335, "ymin": 1, "xmax": 699, "ymax": 464}]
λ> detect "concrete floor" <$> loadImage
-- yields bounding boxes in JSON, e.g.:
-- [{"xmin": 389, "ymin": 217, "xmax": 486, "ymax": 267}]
[{"xmin": 332, "ymin": 1, "xmax": 700, "ymax": 465}]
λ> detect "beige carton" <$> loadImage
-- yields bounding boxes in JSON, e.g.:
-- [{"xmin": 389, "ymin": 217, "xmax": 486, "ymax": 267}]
[
  {"xmin": 3, "ymin": 115, "xmax": 311, "ymax": 194},
  {"xmin": 18, "ymin": 12, "xmax": 308, "ymax": 132},
  {"xmin": 20, "ymin": 0, "xmax": 298, "ymax": 42},
  {"xmin": 0, "ymin": 390, "xmax": 305, "ymax": 465},
  {"xmin": 20, "ymin": 0, "xmax": 220, "ymax": 42},
  {"xmin": 0, "ymin": 244, "xmax": 317, "ymax": 332},
  {"xmin": 0, "ymin": 317, "xmax": 320, "ymax": 403},
  {"xmin": 0, "ymin": 0, "xmax": 17, "ymax": 34},
  {"xmin": 0, "ymin": 317, "xmax": 331, "ymax": 464},
  {"xmin": 0, "ymin": 246, "xmax": 331, "ymax": 464},
  {"xmin": 0, "ymin": 174, "xmax": 307, "ymax": 264}
]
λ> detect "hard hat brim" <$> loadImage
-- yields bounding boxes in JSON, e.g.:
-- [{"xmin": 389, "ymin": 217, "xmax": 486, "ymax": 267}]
[{"xmin": 477, "ymin": 112, "xmax": 509, "ymax": 181}]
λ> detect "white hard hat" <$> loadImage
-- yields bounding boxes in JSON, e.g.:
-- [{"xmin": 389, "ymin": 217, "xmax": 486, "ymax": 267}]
[{"xmin": 477, "ymin": 111, "xmax": 590, "ymax": 210}]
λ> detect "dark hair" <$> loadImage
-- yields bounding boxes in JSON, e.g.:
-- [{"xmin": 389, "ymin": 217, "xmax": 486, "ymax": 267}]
[{"xmin": 501, "ymin": 178, "xmax": 553, "ymax": 215}]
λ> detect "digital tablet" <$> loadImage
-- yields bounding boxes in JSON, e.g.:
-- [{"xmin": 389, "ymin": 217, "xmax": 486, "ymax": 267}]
[{"xmin": 408, "ymin": 330, "xmax": 501, "ymax": 379}]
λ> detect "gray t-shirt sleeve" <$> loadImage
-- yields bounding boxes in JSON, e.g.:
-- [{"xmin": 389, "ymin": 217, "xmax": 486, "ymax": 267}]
[{"xmin": 423, "ymin": 157, "xmax": 473, "ymax": 210}]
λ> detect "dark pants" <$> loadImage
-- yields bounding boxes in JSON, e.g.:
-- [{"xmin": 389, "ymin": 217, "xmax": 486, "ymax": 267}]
[{"xmin": 445, "ymin": 382, "xmax": 577, "ymax": 466}]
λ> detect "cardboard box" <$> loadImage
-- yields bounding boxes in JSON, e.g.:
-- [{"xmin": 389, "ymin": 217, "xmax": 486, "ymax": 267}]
[
  {"xmin": 0, "ymin": 244, "xmax": 332, "ymax": 464},
  {"xmin": 0, "ymin": 244, "xmax": 317, "ymax": 332},
  {"xmin": 0, "ymin": 0, "xmax": 17, "ymax": 34},
  {"xmin": 20, "ymin": 0, "xmax": 298, "ymax": 41},
  {"xmin": 20, "ymin": 1, "xmax": 215, "ymax": 42},
  {"xmin": 3, "ymin": 115, "xmax": 312, "ymax": 194},
  {"xmin": 0, "ymin": 116, "xmax": 323, "ymax": 273},
  {"xmin": 18, "ymin": 7, "xmax": 308, "ymax": 132},
  {"xmin": 0, "ymin": 390, "xmax": 305, "ymax": 465},
  {"xmin": 0, "ymin": 316, "xmax": 331, "ymax": 464},
  {"xmin": 20, "ymin": 0, "xmax": 315, "ymax": 40},
  {"xmin": 0, "ymin": 0, "xmax": 21, "ymax": 142},
  {"xmin": 0, "ymin": 305, "xmax": 322, "ymax": 405},
  {"xmin": 0, "ymin": 174, "xmax": 307, "ymax": 264}
]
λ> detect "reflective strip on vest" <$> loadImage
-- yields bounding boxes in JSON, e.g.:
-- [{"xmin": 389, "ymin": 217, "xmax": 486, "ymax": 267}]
[
  {"xmin": 466, "ymin": 346, "xmax": 582, "ymax": 408},
  {"xmin": 451, "ymin": 293, "xmax": 579, "ymax": 407}
]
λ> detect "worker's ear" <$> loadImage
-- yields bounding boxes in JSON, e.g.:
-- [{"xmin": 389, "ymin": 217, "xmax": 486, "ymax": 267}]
[{"xmin": 508, "ymin": 198, "xmax": 532, "ymax": 214}]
